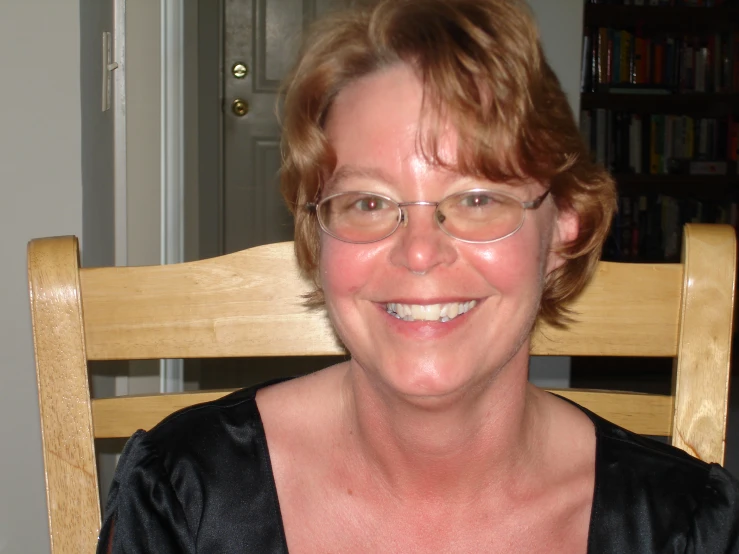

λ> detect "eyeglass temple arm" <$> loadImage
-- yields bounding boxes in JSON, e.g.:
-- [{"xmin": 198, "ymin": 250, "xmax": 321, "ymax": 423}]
[{"xmin": 523, "ymin": 189, "xmax": 551, "ymax": 210}]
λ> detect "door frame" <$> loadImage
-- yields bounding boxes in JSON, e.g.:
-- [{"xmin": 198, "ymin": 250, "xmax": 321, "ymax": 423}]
[{"xmin": 112, "ymin": 0, "xmax": 192, "ymax": 395}]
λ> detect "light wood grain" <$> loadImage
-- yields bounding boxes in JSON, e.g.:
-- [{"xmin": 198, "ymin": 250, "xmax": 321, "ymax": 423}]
[
  {"xmin": 79, "ymin": 241, "xmax": 683, "ymax": 360},
  {"xmin": 671, "ymin": 224, "xmax": 736, "ymax": 464},
  {"xmin": 532, "ymin": 263, "xmax": 682, "ymax": 356},
  {"xmin": 28, "ymin": 237, "xmax": 101, "ymax": 554},
  {"xmin": 80, "ymin": 242, "xmax": 344, "ymax": 360},
  {"xmin": 91, "ymin": 388, "xmax": 674, "ymax": 439}
]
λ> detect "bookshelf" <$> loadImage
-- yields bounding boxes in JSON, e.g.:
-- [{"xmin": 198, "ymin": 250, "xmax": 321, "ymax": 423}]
[
  {"xmin": 579, "ymin": 1, "xmax": 739, "ymax": 263},
  {"xmin": 572, "ymin": 1, "xmax": 739, "ymax": 389}
]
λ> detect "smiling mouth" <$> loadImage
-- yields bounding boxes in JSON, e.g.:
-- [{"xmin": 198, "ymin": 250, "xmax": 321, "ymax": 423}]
[{"xmin": 385, "ymin": 301, "xmax": 478, "ymax": 322}]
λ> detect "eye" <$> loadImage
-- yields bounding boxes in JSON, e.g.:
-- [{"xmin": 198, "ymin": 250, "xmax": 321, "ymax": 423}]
[
  {"xmin": 457, "ymin": 192, "xmax": 499, "ymax": 208},
  {"xmin": 354, "ymin": 195, "xmax": 389, "ymax": 212}
]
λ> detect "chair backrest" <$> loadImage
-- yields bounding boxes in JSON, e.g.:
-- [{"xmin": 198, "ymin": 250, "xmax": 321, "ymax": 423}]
[{"xmin": 28, "ymin": 223, "xmax": 736, "ymax": 554}]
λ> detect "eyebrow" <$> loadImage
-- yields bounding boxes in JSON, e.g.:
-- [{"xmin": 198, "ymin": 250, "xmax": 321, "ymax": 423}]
[{"xmin": 323, "ymin": 166, "xmax": 395, "ymax": 194}]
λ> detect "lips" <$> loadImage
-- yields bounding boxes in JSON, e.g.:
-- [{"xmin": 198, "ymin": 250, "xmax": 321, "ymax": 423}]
[{"xmin": 386, "ymin": 300, "xmax": 478, "ymax": 322}]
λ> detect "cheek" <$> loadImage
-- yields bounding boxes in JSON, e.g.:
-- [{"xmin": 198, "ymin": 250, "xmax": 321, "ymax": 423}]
[
  {"xmin": 319, "ymin": 238, "xmax": 381, "ymax": 301},
  {"xmin": 466, "ymin": 237, "xmax": 547, "ymax": 296}
]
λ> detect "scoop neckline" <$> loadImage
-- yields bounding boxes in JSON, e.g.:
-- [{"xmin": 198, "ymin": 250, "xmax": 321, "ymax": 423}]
[{"xmin": 248, "ymin": 379, "xmax": 601, "ymax": 553}]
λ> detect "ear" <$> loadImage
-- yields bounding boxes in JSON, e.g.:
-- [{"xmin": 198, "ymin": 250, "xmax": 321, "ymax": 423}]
[{"xmin": 546, "ymin": 208, "xmax": 579, "ymax": 275}]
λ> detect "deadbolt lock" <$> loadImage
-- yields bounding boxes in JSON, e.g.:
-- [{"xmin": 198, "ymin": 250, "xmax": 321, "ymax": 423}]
[
  {"xmin": 232, "ymin": 62, "xmax": 249, "ymax": 79},
  {"xmin": 232, "ymin": 99, "xmax": 249, "ymax": 117}
]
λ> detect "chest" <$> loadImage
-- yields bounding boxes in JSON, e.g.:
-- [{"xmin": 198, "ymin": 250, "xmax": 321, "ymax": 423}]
[{"xmin": 277, "ymin": 484, "xmax": 592, "ymax": 554}]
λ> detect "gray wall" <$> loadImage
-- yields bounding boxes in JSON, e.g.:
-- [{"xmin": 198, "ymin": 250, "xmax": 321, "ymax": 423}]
[
  {"xmin": 0, "ymin": 0, "xmax": 82, "ymax": 551},
  {"xmin": 528, "ymin": 0, "xmax": 584, "ymax": 116},
  {"xmin": 527, "ymin": 0, "xmax": 585, "ymax": 388},
  {"xmin": 79, "ymin": 0, "xmax": 119, "ymax": 505},
  {"xmin": 80, "ymin": 0, "xmax": 115, "ymax": 270}
]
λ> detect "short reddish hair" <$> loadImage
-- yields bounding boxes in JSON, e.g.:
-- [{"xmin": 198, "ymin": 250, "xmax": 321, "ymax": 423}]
[{"xmin": 280, "ymin": 0, "xmax": 617, "ymax": 326}]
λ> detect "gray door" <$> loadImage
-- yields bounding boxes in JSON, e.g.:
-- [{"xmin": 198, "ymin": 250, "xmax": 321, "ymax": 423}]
[
  {"xmin": 196, "ymin": 0, "xmax": 349, "ymax": 390},
  {"xmin": 223, "ymin": 0, "xmax": 346, "ymax": 253}
]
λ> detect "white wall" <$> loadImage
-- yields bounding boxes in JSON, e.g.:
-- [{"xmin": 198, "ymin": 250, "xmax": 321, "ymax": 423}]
[{"xmin": 0, "ymin": 0, "xmax": 82, "ymax": 551}]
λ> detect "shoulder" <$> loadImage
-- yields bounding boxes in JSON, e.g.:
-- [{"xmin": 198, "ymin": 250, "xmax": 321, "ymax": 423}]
[
  {"xmin": 589, "ymin": 413, "xmax": 739, "ymax": 552},
  {"xmin": 144, "ymin": 384, "xmax": 265, "ymax": 459},
  {"xmin": 100, "ymin": 380, "xmax": 292, "ymax": 553}
]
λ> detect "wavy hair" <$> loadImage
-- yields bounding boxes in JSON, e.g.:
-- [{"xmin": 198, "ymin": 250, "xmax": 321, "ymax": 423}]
[{"xmin": 280, "ymin": 0, "xmax": 617, "ymax": 326}]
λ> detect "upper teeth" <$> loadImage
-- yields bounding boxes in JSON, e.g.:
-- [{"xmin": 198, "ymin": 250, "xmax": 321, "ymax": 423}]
[{"xmin": 386, "ymin": 301, "xmax": 478, "ymax": 322}]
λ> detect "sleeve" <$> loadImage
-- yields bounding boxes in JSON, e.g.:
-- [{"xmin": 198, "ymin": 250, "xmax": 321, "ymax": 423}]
[
  {"xmin": 97, "ymin": 430, "xmax": 198, "ymax": 554},
  {"xmin": 689, "ymin": 464, "xmax": 739, "ymax": 553}
]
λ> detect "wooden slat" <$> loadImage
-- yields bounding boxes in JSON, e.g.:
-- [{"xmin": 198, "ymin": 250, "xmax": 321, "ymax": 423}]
[
  {"xmin": 92, "ymin": 392, "xmax": 236, "ymax": 438},
  {"xmin": 92, "ymin": 389, "xmax": 673, "ymax": 439},
  {"xmin": 672, "ymin": 224, "xmax": 736, "ymax": 464},
  {"xmin": 554, "ymin": 390, "xmax": 672, "ymax": 437},
  {"xmin": 80, "ymin": 242, "xmax": 345, "ymax": 360},
  {"xmin": 532, "ymin": 262, "xmax": 683, "ymax": 357},
  {"xmin": 28, "ymin": 237, "xmax": 101, "ymax": 554},
  {"xmin": 80, "ymin": 241, "xmax": 683, "ymax": 360}
]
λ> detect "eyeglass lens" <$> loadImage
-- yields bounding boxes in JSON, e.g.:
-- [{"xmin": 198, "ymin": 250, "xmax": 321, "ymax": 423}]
[{"xmin": 317, "ymin": 191, "xmax": 527, "ymax": 243}]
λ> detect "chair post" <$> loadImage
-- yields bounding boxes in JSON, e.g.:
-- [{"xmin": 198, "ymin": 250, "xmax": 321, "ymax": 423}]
[
  {"xmin": 672, "ymin": 224, "xmax": 737, "ymax": 464},
  {"xmin": 28, "ymin": 236, "xmax": 101, "ymax": 554}
]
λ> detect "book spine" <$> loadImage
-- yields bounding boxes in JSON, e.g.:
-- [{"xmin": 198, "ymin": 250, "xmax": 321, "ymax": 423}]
[
  {"xmin": 613, "ymin": 30, "xmax": 622, "ymax": 85},
  {"xmin": 685, "ymin": 116, "xmax": 695, "ymax": 160},
  {"xmin": 598, "ymin": 28, "xmax": 608, "ymax": 86},
  {"xmin": 698, "ymin": 118, "xmax": 710, "ymax": 160},
  {"xmin": 664, "ymin": 115, "xmax": 674, "ymax": 173},
  {"xmin": 695, "ymin": 45, "xmax": 708, "ymax": 92},
  {"xmin": 712, "ymin": 34, "xmax": 721, "ymax": 93},
  {"xmin": 681, "ymin": 38, "xmax": 694, "ymax": 91},
  {"xmin": 653, "ymin": 40, "xmax": 665, "ymax": 85},
  {"xmin": 630, "ymin": 114, "xmax": 643, "ymax": 173},
  {"xmin": 650, "ymin": 116, "xmax": 660, "ymax": 174},
  {"xmin": 634, "ymin": 35, "xmax": 646, "ymax": 84},
  {"xmin": 581, "ymin": 30, "xmax": 592, "ymax": 92},
  {"xmin": 621, "ymin": 30, "xmax": 633, "ymax": 84},
  {"xmin": 729, "ymin": 117, "xmax": 738, "ymax": 163},
  {"xmin": 596, "ymin": 109, "xmax": 608, "ymax": 166}
]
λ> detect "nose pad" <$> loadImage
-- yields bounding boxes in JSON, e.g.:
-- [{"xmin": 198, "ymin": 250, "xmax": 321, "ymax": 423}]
[{"xmin": 400, "ymin": 208, "xmax": 409, "ymax": 228}]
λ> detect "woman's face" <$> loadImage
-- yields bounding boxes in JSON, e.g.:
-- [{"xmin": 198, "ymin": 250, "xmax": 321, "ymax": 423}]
[{"xmin": 320, "ymin": 63, "xmax": 577, "ymax": 400}]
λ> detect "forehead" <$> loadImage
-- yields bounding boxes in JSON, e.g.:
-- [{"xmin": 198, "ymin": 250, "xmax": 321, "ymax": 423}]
[
  {"xmin": 324, "ymin": 65, "xmax": 460, "ymax": 189},
  {"xmin": 325, "ymin": 64, "xmax": 427, "ymax": 147},
  {"xmin": 322, "ymin": 63, "xmax": 539, "ymax": 198}
]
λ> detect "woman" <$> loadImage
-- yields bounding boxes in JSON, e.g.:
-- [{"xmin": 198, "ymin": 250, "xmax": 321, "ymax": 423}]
[{"xmin": 99, "ymin": 0, "xmax": 739, "ymax": 552}]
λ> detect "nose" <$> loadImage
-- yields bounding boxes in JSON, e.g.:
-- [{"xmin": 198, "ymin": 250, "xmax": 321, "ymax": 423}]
[{"xmin": 388, "ymin": 205, "xmax": 458, "ymax": 274}]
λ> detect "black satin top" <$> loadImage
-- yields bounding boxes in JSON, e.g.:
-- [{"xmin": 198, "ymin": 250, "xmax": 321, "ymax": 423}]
[{"xmin": 98, "ymin": 381, "xmax": 739, "ymax": 553}]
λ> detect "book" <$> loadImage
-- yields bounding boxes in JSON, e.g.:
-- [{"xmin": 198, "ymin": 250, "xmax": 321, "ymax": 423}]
[{"xmin": 689, "ymin": 160, "xmax": 728, "ymax": 174}]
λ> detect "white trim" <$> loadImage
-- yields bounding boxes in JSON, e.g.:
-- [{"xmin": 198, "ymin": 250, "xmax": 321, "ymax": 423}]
[
  {"xmin": 113, "ymin": 0, "xmax": 128, "ymax": 398},
  {"xmin": 160, "ymin": 0, "xmax": 185, "ymax": 393},
  {"xmin": 113, "ymin": 0, "xmax": 127, "ymax": 269}
]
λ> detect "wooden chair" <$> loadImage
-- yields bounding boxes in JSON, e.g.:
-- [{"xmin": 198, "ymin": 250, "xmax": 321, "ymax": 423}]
[{"xmin": 28, "ymin": 223, "xmax": 735, "ymax": 554}]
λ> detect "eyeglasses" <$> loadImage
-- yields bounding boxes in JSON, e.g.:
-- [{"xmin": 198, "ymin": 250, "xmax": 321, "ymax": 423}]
[{"xmin": 306, "ymin": 188, "xmax": 550, "ymax": 244}]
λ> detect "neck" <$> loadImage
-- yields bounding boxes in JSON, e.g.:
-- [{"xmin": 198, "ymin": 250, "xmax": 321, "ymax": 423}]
[{"xmin": 340, "ymin": 348, "xmax": 545, "ymax": 504}]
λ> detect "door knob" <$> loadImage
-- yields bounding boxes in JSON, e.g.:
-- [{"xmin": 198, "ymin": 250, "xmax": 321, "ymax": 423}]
[{"xmin": 231, "ymin": 99, "xmax": 249, "ymax": 117}]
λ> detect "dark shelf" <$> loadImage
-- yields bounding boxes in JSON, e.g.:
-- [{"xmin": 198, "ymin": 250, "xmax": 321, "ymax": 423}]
[
  {"xmin": 584, "ymin": 5, "xmax": 739, "ymax": 32},
  {"xmin": 581, "ymin": 92, "xmax": 739, "ymax": 116},
  {"xmin": 614, "ymin": 173, "xmax": 739, "ymax": 200}
]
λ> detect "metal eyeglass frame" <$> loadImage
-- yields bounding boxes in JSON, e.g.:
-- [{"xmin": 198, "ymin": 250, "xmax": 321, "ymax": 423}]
[{"xmin": 305, "ymin": 188, "xmax": 551, "ymax": 244}]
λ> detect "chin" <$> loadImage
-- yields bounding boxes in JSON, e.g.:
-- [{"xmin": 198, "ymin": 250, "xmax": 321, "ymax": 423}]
[{"xmin": 366, "ymin": 356, "xmax": 483, "ymax": 404}]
